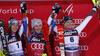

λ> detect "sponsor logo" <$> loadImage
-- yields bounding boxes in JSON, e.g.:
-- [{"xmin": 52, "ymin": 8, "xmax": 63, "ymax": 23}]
[
  {"xmin": 55, "ymin": 46, "xmax": 60, "ymax": 52},
  {"xmin": 79, "ymin": 32, "xmax": 87, "ymax": 37},
  {"xmin": 31, "ymin": 37, "xmax": 40, "ymax": 42},
  {"xmin": 63, "ymin": 3, "xmax": 73, "ymax": 15},
  {"xmin": 58, "ymin": 31, "xmax": 63, "ymax": 35},
  {"xmin": 31, "ymin": 43, "xmax": 45, "ymax": 50},
  {"xmin": 64, "ymin": 30, "xmax": 77, "ymax": 35},
  {"xmin": 79, "ymin": 45, "xmax": 88, "ymax": 51},
  {"xmin": 24, "ymin": 48, "xmax": 27, "ymax": 53},
  {"xmin": 56, "ymin": 19, "xmax": 63, "ymax": 24},
  {"xmin": 56, "ymin": 19, "xmax": 83, "ymax": 25},
  {"xmin": 73, "ymin": 19, "xmax": 84, "ymax": 24},
  {"xmin": 18, "ymin": 20, "xmax": 22, "ymax": 25}
]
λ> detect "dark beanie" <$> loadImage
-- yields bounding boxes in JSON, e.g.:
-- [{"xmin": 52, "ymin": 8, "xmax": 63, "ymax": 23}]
[{"xmin": 64, "ymin": 16, "xmax": 73, "ymax": 23}]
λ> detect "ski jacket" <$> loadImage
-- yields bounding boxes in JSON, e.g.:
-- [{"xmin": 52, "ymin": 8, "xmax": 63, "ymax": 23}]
[
  {"xmin": 6, "ymin": 25, "xmax": 24, "ymax": 56},
  {"xmin": 22, "ymin": 18, "xmax": 46, "ymax": 56},
  {"xmin": 47, "ymin": 10, "xmax": 95, "ymax": 55}
]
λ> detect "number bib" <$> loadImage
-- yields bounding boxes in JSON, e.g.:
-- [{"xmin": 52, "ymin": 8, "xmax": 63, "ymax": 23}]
[
  {"xmin": 8, "ymin": 41, "xmax": 23, "ymax": 54},
  {"xmin": 64, "ymin": 36, "xmax": 79, "ymax": 52}
]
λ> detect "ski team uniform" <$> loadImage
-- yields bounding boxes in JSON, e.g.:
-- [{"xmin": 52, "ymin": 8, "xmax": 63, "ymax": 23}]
[
  {"xmin": 22, "ymin": 18, "xmax": 46, "ymax": 56},
  {"xmin": 48, "ymin": 11, "xmax": 94, "ymax": 56},
  {"xmin": 6, "ymin": 25, "xmax": 24, "ymax": 56}
]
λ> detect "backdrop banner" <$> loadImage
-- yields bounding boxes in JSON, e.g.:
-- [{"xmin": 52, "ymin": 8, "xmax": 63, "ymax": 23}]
[{"xmin": 0, "ymin": 1, "xmax": 100, "ymax": 56}]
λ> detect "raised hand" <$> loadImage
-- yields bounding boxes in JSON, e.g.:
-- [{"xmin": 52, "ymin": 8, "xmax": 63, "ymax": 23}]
[
  {"xmin": 20, "ymin": 1, "xmax": 27, "ymax": 13},
  {"xmin": 52, "ymin": 3, "xmax": 61, "ymax": 14}
]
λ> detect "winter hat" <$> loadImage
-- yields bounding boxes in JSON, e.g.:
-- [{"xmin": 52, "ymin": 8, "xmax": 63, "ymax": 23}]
[
  {"xmin": 8, "ymin": 17, "xmax": 18, "ymax": 27},
  {"xmin": 64, "ymin": 16, "xmax": 73, "ymax": 23},
  {"xmin": 31, "ymin": 18, "xmax": 42, "ymax": 29}
]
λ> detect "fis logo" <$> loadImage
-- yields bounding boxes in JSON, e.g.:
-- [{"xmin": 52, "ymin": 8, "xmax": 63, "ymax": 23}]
[{"xmin": 63, "ymin": 3, "xmax": 73, "ymax": 15}]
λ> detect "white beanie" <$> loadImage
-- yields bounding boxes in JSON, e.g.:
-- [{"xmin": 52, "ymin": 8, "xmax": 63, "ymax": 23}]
[{"xmin": 31, "ymin": 18, "xmax": 42, "ymax": 29}]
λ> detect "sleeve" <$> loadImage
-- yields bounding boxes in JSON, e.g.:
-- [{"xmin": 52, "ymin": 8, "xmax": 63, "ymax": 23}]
[
  {"xmin": 18, "ymin": 24, "xmax": 24, "ymax": 37},
  {"xmin": 75, "ymin": 8, "xmax": 96, "ymax": 34},
  {"xmin": 22, "ymin": 17, "xmax": 30, "ymax": 38},
  {"xmin": 47, "ymin": 15, "xmax": 57, "ymax": 34}
]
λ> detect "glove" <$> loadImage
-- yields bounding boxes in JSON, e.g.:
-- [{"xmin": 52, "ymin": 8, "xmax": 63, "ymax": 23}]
[
  {"xmin": 92, "ymin": 0, "xmax": 99, "ymax": 8},
  {"xmin": 20, "ymin": 1, "xmax": 27, "ymax": 13},
  {"xmin": 0, "ymin": 49, "xmax": 6, "ymax": 56},
  {"xmin": 92, "ymin": 3, "xmax": 98, "ymax": 12},
  {"xmin": 52, "ymin": 3, "xmax": 61, "ymax": 14},
  {"xmin": 3, "ymin": 49, "xmax": 8, "ymax": 56},
  {"xmin": 42, "ymin": 53, "xmax": 47, "ymax": 56}
]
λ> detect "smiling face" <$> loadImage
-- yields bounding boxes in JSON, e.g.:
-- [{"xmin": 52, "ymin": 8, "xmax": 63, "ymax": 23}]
[
  {"xmin": 34, "ymin": 24, "xmax": 42, "ymax": 33},
  {"xmin": 11, "ymin": 24, "xmax": 19, "ymax": 33},
  {"xmin": 64, "ymin": 20, "xmax": 74, "ymax": 29}
]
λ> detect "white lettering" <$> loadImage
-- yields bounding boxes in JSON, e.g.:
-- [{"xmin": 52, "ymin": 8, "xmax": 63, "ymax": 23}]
[
  {"xmin": 2, "ymin": 9, "xmax": 6, "ymax": 14},
  {"xmin": 0, "ymin": 8, "xmax": 18, "ymax": 14}
]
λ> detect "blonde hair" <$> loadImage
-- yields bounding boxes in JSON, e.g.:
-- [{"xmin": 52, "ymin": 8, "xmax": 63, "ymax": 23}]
[
  {"xmin": 32, "ymin": 28, "xmax": 35, "ymax": 33},
  {"xmin": 64, "ymin": 21, "xmax": 75, "ymax": 31},
  {"xmin": 31, "ymin": 27, "xmax": 43, "ymax": 33}
]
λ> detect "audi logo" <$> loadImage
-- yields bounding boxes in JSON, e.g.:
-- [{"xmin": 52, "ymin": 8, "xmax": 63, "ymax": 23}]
[
  {"xmin": 24, "ymin": 48, "xmax": 27, "ymax": 53},
  {"xmin": 55, "ymin": 45, "xmax": 88, "ymax": 52},
  {"xmin": 31, "ymin": 43, "xmax": 45, "ymax": 50},
  {"xmin": 79, "ymin": 32, "xmax": 87, "ymax": 37},
  {"xmin": 73, "ymin": 19, "xmax": 84, "ymax": 24},
  {"xmin": 79, "ymin": 45, "xmax": 88, "ymax": 51},
  {"xmin": 56, "ymin": 19, "xmax": 84, "ymax": 25}
]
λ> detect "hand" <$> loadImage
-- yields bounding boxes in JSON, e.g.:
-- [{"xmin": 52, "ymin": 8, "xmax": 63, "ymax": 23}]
[
  {"xmin": 3, "ymin": 49, "xmax": 8, "ymax": 56},
  {"xmin": 0, "ymin": 49, "xmax": 7, "ymax": 56},
  {"xmin": 20, "ymin": 1, "xmax": 27, "ymax": 13},
  {"xmin": 42, "ymin": 53, "xmax": 47, "ymax": 56},
  {"xmin": 52, "ymin": 3, "xmax": 61, "ymax": 14},
  {"xmin": 92, "ymin": 0, "xmax": 99, "ymax": 8}
]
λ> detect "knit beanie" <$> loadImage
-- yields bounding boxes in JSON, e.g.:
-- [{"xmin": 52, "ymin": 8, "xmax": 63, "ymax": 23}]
[
  {"xmin": 31, "ymin": 18, "xmax": 42, "ymax": 29},
  {"xmin": 64, "ymin": 16, "xmax": 73, "ymax": 23},
  {"xmin": 8, "ymin": 17, "xmax": 18, "ymax": 27}
]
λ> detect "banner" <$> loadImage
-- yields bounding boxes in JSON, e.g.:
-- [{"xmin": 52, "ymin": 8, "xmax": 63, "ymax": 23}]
[{"xmin": 0, "ymin": 1, "xmax": 100, "ymax": 56}]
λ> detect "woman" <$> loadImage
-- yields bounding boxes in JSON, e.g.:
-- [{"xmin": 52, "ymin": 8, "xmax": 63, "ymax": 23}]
[
  {"xmin": 48, "ymin": 3, "xmax": 98, "ymax": 56},
  {"xmin": 21, "ymin": 1, "xmax": 47, "ymax": 56},
  {"xmin": 6, "ymin": 17, "xmax": 24, "ymax": 56}
]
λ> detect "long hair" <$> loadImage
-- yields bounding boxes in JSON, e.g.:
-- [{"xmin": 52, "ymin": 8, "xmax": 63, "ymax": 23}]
[{"xmin": 8, "ymin": 27, "xmax": 20, "ymax": 41}]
